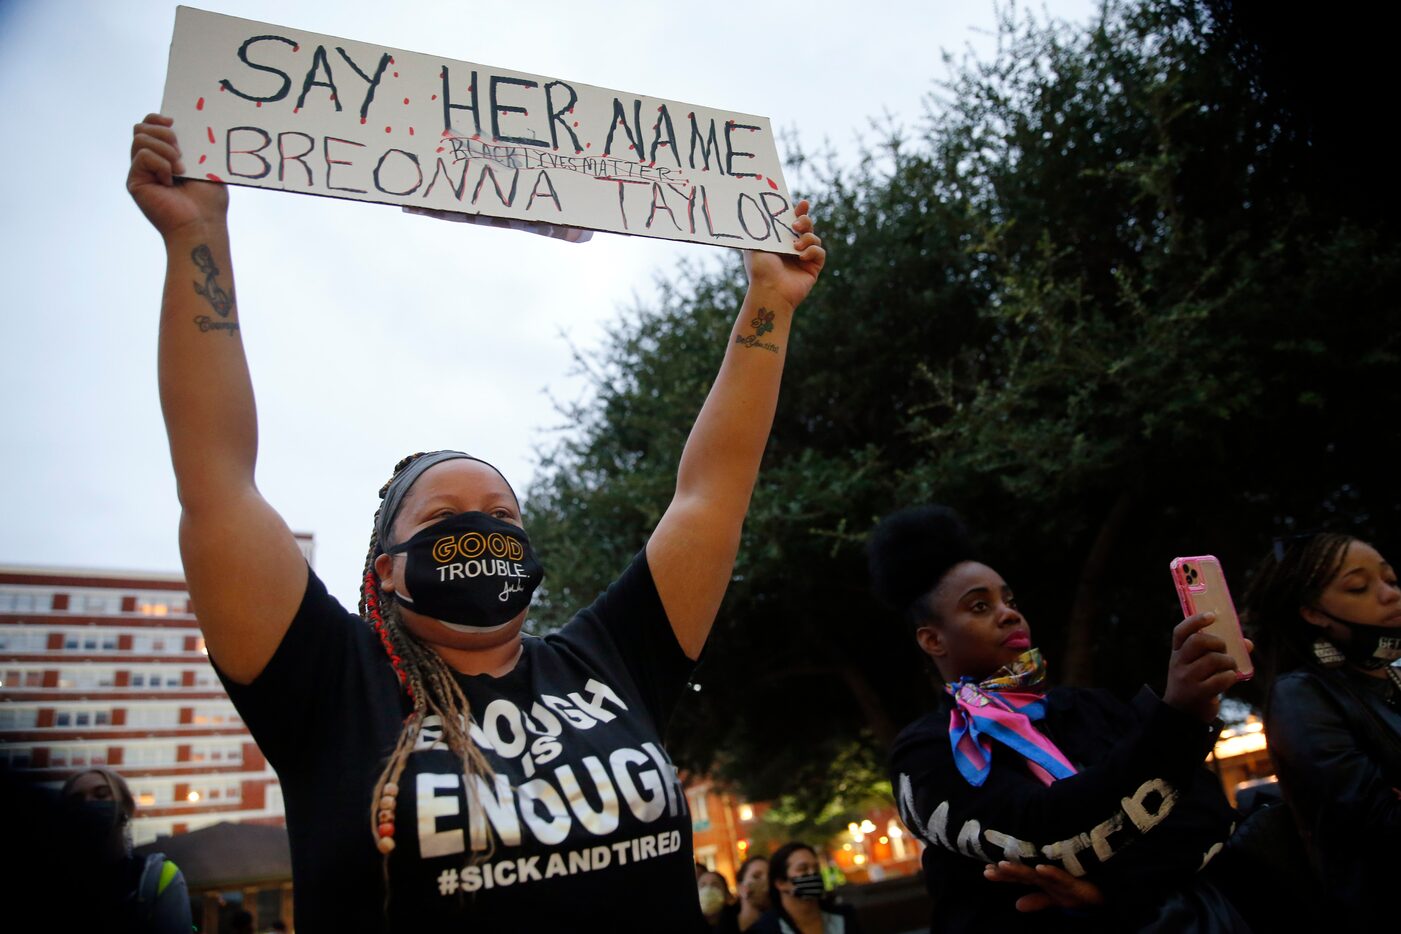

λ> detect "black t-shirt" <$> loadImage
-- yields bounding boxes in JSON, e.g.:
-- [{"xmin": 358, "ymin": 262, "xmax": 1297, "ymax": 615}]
[
  {"xmin": 218, "ymin": 551, "xmax": 706, "ymax": 932},
  {"xmin": 890, "ymin": 686, "xmax": 1238, "ymax": 933}
]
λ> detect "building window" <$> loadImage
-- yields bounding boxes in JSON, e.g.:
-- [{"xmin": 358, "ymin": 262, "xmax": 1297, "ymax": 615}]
[
  {"xmin": 0, "ymin": 592, "xmax": 42, "ymax": 612},
  {"xmin": 65, "ymin": 637, "xmax": 79, "ymax": 650},
  {"xmin": 0, "ymin": 747, "xmax": 32, "ymax": 768},
  {"xmin": 64, "ymin": 593, "xmax": 120, "ymax": 615},
  {"xmin": 95, "ymin": 712, "xmax": 110, "ymax": 726},
  {"xmin": 75, "ymin": 712, "xmax": 91, "ymax": 726},
  {"xmin": 56, "ymin": 712, "xmax": 72, "ymax": 727},
  {"xmin": 0, "ymin": 708, "xmax": 38, "ymax": 729},
  {"xmin": 132, "ymin": 674, "xmax": 145, "ymax": 687}
]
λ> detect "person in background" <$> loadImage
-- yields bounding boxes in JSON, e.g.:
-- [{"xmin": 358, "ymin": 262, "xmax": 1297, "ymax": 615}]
[
  {"xmin": 62, "ymin": 767, "xmax": 192, "ymax": 934},
  {"xmin": 869, "ymin": 506, "xmax": 1249, "ymax": 932},
  {"xmin": 700, "ymin": 869, "xmax": 734, "ymax": 928},
  {"xmin": 750, "ymin": 842, "xmax": 863, "ymax": 934},
  {"xmin": 714, "ymin": 855, "xmax": 770, "ymax": 933},
  {"xmin": 1243, "ymin": 531, "xmax": 1401, "ymax": 926}
]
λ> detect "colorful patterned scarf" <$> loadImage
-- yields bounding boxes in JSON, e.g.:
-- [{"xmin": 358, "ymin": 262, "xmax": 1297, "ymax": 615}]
[{"xmin": 946, "ymin": 649, "xmax": 1078, "ymax": 787}]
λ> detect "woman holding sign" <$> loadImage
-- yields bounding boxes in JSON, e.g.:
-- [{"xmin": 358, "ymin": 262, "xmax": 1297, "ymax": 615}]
[{"xmin": 127, "ymin": 113, "xmax": 824, "ymax": 932}]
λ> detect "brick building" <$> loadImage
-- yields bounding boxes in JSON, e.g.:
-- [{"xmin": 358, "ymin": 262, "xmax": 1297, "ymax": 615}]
[{"xmin": 0, "ymin": 535, "xmax": 312, "ymax": 845}]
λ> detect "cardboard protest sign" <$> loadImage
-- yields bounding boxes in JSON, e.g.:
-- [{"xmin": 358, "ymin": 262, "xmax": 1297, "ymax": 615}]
[{"xmin": 161, "ymin": 7, "xmax": 798, "ymax": 252}]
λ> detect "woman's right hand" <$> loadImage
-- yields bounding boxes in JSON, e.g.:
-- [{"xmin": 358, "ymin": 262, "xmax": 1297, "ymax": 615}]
[
  {"xmin": 1163, "ymin": 612, "xmax": 1243, "ymax": 722},
  {"xmin": 128, "ymin": 113, "xmax": 228, "ymax": 240}
]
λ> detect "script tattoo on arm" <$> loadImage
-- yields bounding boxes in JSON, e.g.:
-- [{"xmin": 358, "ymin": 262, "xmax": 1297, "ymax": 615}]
[
  {"xmin": 190, "ymin": 244, "xmax": 239, "ymax": 336},
  {"xmin": 734, "ymin": 307, "xmax": 779, "ymax": 353}
]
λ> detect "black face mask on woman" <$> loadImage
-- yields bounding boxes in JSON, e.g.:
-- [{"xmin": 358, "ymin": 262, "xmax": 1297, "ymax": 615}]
[
  {"xmin": 788, "ymin": 872, "xmax": 825, "ymax": 900},
  {"xmin": 1314, "ymin": 607, "xmax": 1401, "ymax": 669},
  {"xmin": 385, "ymin": 512, "xmax": 544, "ymax": 629}
]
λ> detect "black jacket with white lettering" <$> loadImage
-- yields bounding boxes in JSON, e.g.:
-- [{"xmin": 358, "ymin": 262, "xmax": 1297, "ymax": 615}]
[{"xmin": 890, "ymin": 686, "xmax": 1238, "ymax": 932}]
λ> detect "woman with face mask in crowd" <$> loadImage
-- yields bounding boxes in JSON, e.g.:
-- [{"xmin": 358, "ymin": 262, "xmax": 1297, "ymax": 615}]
[
  {"xmin": 869, "ymin": 506, "xmax": 1251, "ymax": 932},
  {"xmin": 62, "ymin": 768, "xmax": 192, "ymax": 933},
  {"xmin": 1242, "ymin": 532, "xmax": 1401, "ymax": 926},
  {"xmin": 713, "ymin": 855, "xmax": 770, "ymax": 933},
  {"xmin": 699, "ymin": 869, "xmax": 734, "ymax": 927},
  {"xmin": 126, "ymin": 113, "xmax": 824, "ymax": 932},
  {"xmin": 750, "ymin": 842, "xmax": 862, "ymax": 934}
]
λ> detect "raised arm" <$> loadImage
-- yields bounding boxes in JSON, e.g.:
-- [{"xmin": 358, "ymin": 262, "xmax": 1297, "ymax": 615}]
[
  {"xmin": 646, "ymin": 201, "xmax": 825, "ymax": 659},
  {"xmin": 129, "ymin": 114, "xmax": 305, "ymax": 684}
]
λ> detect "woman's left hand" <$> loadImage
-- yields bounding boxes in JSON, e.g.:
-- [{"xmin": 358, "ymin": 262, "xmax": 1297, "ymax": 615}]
[
  {"xmin": 983, "ymin": 861, "xmax": 1106, "ymax": 912},
  {"xmin": 742, "ymin": 199, "xmax": 826, "ymax": 310}
]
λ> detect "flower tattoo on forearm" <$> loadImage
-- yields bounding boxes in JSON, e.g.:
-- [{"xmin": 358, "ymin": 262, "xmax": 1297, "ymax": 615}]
[{"xmin": 735, "ymin": 307, "xmax": 779, "ymax": 353}]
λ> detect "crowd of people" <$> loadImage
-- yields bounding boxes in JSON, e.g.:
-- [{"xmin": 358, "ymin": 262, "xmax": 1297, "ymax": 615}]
[{"xmin": 99, "ymin": 112, "xmax": 1401, "ymax": 932}]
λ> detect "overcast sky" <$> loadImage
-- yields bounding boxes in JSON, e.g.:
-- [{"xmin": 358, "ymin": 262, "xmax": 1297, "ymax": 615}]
[{"xmin": 0, "ymin": 0, "xmax": 1094, "ymax": 607}]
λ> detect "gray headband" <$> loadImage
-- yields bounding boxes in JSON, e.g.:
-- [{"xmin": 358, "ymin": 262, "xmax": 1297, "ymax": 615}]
[{"xmin": 375, "ymin": 450, "xmax": 519, "ymax": 552}]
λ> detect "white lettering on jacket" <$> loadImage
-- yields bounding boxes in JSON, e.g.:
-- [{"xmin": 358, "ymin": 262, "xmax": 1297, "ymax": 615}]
[{"xmin": 896, "ymin": 772, "xmax": 1186, "ymax": 877}]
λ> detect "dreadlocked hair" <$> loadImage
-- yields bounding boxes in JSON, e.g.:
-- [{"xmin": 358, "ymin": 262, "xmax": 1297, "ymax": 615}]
[
  {"xmin": 1241, "ymin": 531, "xmax": 1356, "ymax": 700},
  {"xmin": 361, "ymin": 452, "xmax": 498, "ymax": 878}
]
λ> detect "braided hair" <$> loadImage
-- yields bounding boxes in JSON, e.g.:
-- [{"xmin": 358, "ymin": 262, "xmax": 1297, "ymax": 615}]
[
  {"xmin": 361, "ymin": 452, "xmax": 499, "ymax": 869},
  {"xmin": 1241, "ymin": 531, "xmax": 1355, "ymax": 697}
]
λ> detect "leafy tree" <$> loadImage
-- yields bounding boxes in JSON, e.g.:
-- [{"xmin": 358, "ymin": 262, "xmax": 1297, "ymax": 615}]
[{"xmin": 525, "ymin": 0, "xmax": 1401, "ymax": 826}]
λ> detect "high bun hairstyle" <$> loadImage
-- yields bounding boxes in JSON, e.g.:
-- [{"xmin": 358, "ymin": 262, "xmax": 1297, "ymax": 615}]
[
  {"xmin": 867, "ymin": 505, "xmax": 980, "ymax": 632},
  {"xmin": 361, "ymin": 452, "xmax": 499, "ymax": 874}
]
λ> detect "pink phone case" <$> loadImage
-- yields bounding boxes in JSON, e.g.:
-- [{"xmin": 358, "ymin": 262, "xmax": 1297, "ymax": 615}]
[{"xmin": 1170, "ymin": 555, "xmax": 1253, "ymax": 680}]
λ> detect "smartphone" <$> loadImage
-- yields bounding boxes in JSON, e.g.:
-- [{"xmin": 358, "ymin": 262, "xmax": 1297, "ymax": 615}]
[{"xmin": 1169, "ymin": 555, "xmax": 1254, "ymax": 680}]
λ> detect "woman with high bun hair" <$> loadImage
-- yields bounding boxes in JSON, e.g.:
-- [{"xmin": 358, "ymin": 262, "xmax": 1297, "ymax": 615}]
[
  {"xmin": 127, "ymin": 112, "xmax": 824, "ymax": 931},
  {"xmin": 1242, "ymin": 532, "xmax": 1401, "ymax": 927},
  {"xmin": 869, "ymin": 506, "xmax": 1250, "ymax": 932}
]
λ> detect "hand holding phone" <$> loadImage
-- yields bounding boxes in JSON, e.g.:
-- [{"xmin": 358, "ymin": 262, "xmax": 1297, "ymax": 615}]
[{"xmin": 1170, "ymin": 555, "xmax": 1254, "ymax": 680}]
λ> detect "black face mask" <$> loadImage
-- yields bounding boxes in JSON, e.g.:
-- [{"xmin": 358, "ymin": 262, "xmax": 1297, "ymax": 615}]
[
  {"xmin": 1314, "ymin": 607, "xmax": 1401, "ymax": 669},
  {"xmin": 385, "ymin": 512, "xmax": 544, "ymax": 629},
  {"xmin": 789, "ymin": 872, "xmax": 825, "ymax": 900}
]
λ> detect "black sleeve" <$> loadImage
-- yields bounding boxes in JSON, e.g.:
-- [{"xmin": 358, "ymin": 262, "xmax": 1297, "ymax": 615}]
[
  {"xmin": 1268, "ymin": 672, "xmax": 1401, "ymax": 844},
  {"xmin": 212, "ymin": 563, "xmax": 377, "ymax": 772},
  {"xmin": 892, "ymin": 687, "xmax": 1220, "ymax": 878},
  {"xmin": 558, "ymin": 548, "xmax": 695, "ymax": 727}
]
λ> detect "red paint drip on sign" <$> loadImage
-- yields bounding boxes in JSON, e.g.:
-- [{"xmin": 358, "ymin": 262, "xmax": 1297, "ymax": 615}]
[
  {"xmin": 767, "ymin": 176, "xmax": 778, "ymax": 190},
  {"xmin": 196, "ymin": 97, "xmax": 205, "ymax": 111},
  {"xmin": 206, "ymin": 127, "xmax": 215, "ymax": 143},
  {"xmin": 198, "ymin": 154, "xmax": 207, "ymax": 164},
  {"xmin": 206, "ymin": 173, "xmax": 223, "ymax": 182}
]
